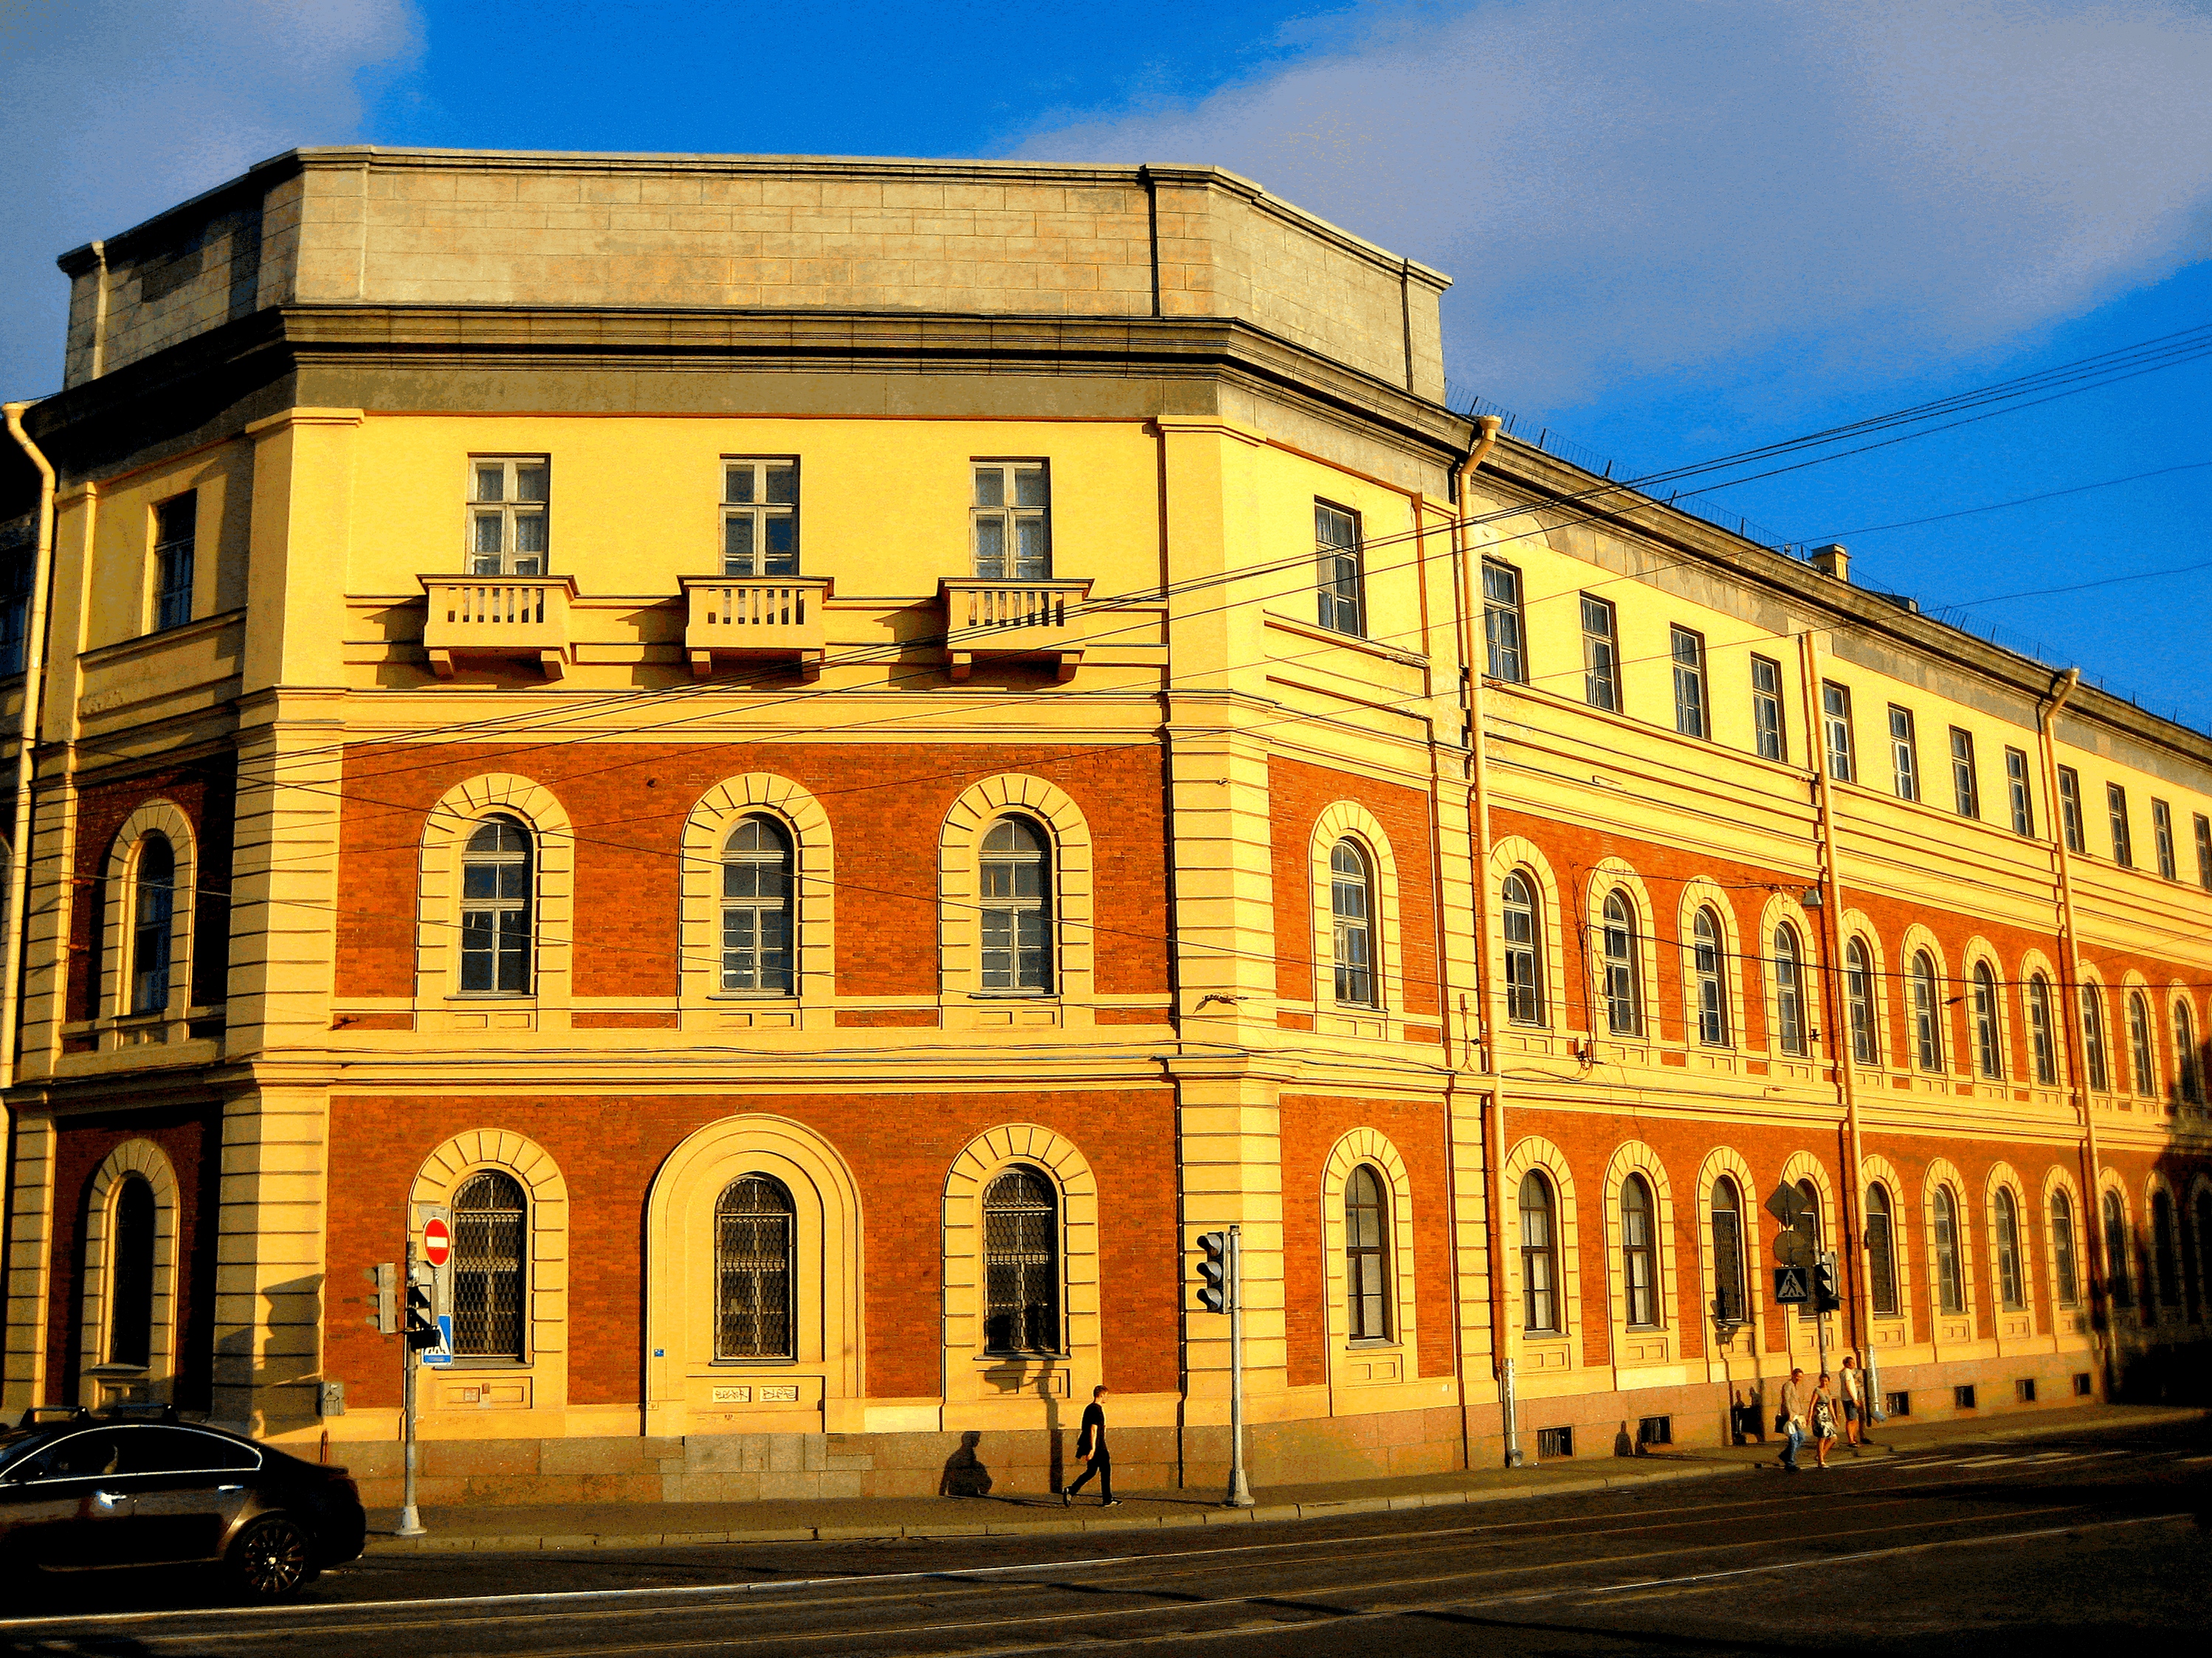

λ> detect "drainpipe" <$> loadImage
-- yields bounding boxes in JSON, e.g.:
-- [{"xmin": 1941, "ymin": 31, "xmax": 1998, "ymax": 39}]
[
  {"xmin": 1452, "ymin": 416, "xmax": 1520, "ymax": 1463},
  {"xmin": 2037, "ymin": 668, "xmax": 2107, "ymax": 1389},
  {"xmin": 88, "ymin": 243, "xmax": 111, "ymax": 382},
  {"xmin": 1, "ymin": 402, "xmax": 58, "ymax": 1094}
]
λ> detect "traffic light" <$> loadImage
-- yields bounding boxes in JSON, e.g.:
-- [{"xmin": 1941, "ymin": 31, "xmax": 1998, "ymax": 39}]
[
  {"xmin": 404, "ymin": 1274, "xmax": 439, "ymax": 1351},
  {"xmin": 1196, "ymin": 1231, "xmax": 1230, "ymax": 1313},
  {"xmin": 366, "ymin": 1262, "xmax": 399, "ymax": 1335},
  {"xmin": 1812, "ymin": 1255, "xmax": 1841, "ymax": 1314}
]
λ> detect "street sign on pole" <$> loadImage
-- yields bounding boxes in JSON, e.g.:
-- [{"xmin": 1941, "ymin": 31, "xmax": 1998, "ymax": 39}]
[
  {"xmin": 1765, "ymin": 1181, "xmax": 1809, "ymax": 1229},
  {"xmin": 1774, "ymin": 1265, "xmax": 1810, "ymax": 1304},
  {"xmin": 1224, "ymin": 1226, "xmax": 1253, "ymax": 1509},
  {"xmin": 423, "ymin": 1217, "xmax": 452, "ymax": 1269},
  {"xmin": 1772, "ymin": 1228, "xmax": 1815, "ymax": 1270}
]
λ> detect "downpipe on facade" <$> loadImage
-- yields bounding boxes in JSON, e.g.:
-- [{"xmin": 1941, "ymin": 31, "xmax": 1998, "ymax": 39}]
[{"xmin": 1, "ymin": 401, "xmax": 58, "ymax": 1097}]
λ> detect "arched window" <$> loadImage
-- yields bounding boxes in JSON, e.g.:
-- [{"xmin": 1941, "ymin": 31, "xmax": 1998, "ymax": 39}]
[
  {"xmin": 1972, "ymin": 962, "xmax": 2002, "ymax": 1080},
  {"xmin": 1994, "ymin": 1186, "xmax": 2025, "ymax": 1311},
  {"xmin": 1773, "ymin": 924, "xmax": 1806, "ymax": 1056},
  {"xmin": 1602, "ymin": 891, "xmax": 1641, "ymax": 1037},
  {"xmin": 1518, "ymin": 1170, "xmax": 1560, "ymax": 1333},
  {"xmin": 979, "ymin": 817, "xmax": 1051, "ymax": 993},
  {"xmin": 720, "ymin": 815, "xmax": 795, "ymax": 995},
  {"xmin": 2080, "ymin": 987, "xmax": 2110, "ymax": 1092},
  {"xmin": 982, "ymin": 1167, "xmax": 1059, "ymax": 1353},
  {"xmin": 2027, "ymin": 975, "xmax": 2058, "ymax": 1086},
  {"xmin": 2151, "ymin": 1190, "xmax": 2180, "ymax": 1308},
  {"xmin": 1845, "ymin": 938, "xmax": 1876, "ymax": 1065},
  {"xmin": 1501, "ymin": 871, "xmax": 1543, "ymax": 1026},
  {"xmin": 1620, "ymin": 1174, "xmax": 1657, "ymax": 1328},
  {"xmin": 1330, "ymin": 838, "xmax": 1375, "ymax": 1006},
  {"xmin": 715, "ymin": 1174, "xmax": 796, "ymax": 1359},
  {"xmin": 460, "ymin": 815, "xmax": 532, "ymax": 995},
  {"xmin": 2127, "ymin": 992, "xmax": 2157, "ymax": 1098},
  {"xmin": 130, "ymin": 834, "xmax": 175, "ymax": 1015},
  {"xmin": 451, "ymin": 1171, "xmax": 526, "ymax": 1359},
  {"xmin": 1865, "ymin": 1184, "xmax": 1898, "ymax": 1316},
  {"xmin": 1709, "ymin": 1176, "xmax": 1746, "ymax": 1325},
  {"xmin": 2050, "ymin": 1188, "xmax": 2080, "ymax": 1308},
  {"xmin": 108, "ymin": 1175, "xmax": 156, "ymax": 1368},
  {"xmin": 2175, "ymin": 1001, "xmax": 2203, "ymax": 1105},
  {"xmin": 1345, "ymin": 1165, "xmax": 1391, "ymax": 1341},
  {"xmin": 1691, "ymin": 908, "xmax": 1728, "ymax": 1046},
  {"xmin": 2103, "ymin": 1191, "xmax": 2132, "ymax": 1308},
  {"xmin": 1932, "ymin": 1186, "xmax": 1965, "ymax": 1314},
  {"xmin": 1909, "ymin": 952, "xmax": 1943, "ymax": 1071}
]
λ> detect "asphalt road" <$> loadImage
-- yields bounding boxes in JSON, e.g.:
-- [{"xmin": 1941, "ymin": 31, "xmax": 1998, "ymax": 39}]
[{"xmin": 6, "ymin": 1420, "xmax": 2208, "ymax": 1657}]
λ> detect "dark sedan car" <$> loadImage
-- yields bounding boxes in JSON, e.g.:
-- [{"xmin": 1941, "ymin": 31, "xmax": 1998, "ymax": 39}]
[{"xmin": 0, "ymin": 1409, "xmax": 365, "ymax": 1599}]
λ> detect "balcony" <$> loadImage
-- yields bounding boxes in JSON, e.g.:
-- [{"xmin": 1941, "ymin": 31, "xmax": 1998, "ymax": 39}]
[
  {"xmin": 681, "ymin": 576, "xmax": 832, "ymax": 680},
  {"xmin": 938, "ymin": 578, "xmax": 1092, "ymax": 683},
  {"xmin": 420, "ymin": 576, "xmax": 576, "ymax": 680}
]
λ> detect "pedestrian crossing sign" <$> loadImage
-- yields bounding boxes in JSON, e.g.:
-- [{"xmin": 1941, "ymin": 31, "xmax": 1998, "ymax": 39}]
[{"xmin": 1773, "ymin": 1266, "xmax": 1810, "ymax": 1303}]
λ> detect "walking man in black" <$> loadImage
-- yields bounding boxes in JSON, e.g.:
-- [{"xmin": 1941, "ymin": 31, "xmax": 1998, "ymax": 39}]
[{"xmin": 1061, "ymin": 1384, "xmax": 1118, "ymax": 1506}]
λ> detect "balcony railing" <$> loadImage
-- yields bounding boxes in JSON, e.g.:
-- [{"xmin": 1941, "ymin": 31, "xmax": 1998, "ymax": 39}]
[
  {"xmin": 938, "ymin": 578, "xmax": 1093, "ymax": 682},
  {"xmin": 681, "ymin": 576, "xmax": 833, "ymax": 680},
  {"xmin": 420, "ymin": 576, "xmax": 577, "ymax": 680}
]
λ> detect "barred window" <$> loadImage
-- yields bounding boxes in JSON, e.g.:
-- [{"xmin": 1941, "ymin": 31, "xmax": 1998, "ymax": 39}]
[
  {"xmin": 1710, "ymin": 1176, "xmax": 1746, "ymax": 1325},
  {"xmin": 2050, "ymin": 1188, "xmax": 2080, "ymax": 1307},
  {"xmin": 1692, "ymin": 908, "xmax": 1729, "ymax": 1047},
  {"xmin": 1519, "ymin": 1170, "xmax": 1560, "ymax": 1333},
  {"xmin": 982, "ymin": 1167, "xmax": 1058, "ymax": 1353},
  {"xmin": 460, "ymin": 815, "xmax": 532, "ymax": 995},
  {"xmin": 721, "ymin": 816, "xmax": 795, "ymax": 995},
  {"xmin": 1346, "ymin": 1164, "xmax": 1391, "ymax": 1341},
  {"xmin": 131, "ymin": 834, "xmax": 175, "ymax": 1016},
  {"xmin": 1932, "ymin": 1186, "xmax": 1965, "ymax": 1316},
  {"xmin": 714, "ymin": 1175, "xmax": 795, "ymax": 1360},
  {"xmin": 1773, "ymin": 924, "xmax": 1807, "ymax": 1056},
  {"xmin": 1501, "ymin": 871, "xmax": 1543, "ymax": 1026},
  {"xmin": 1620, "ymin": 1173, "xmax": 1657, "ymax": 1328},
  {"xmin": 979, "ymin": 816, "xmax": 1051, "ymax": 992},
  {"xmin": 1602, "ymin": 891, "xmax": 1641, "ymax": 1037},
  {"xmin": 452, "ymin": 1171, "xmax": 526, "ymax": 1361},
  {"xmin": 1865, "ymin": 1184, "xmax": 1898, "ymax": 1316},
  {"xmin": 1331, "ymin": 838, "xmax": 1376, "ymax": 1006},
  {"xmin": 108, "ymin": 1175, "xmax": 156, "ymax": 1368}
]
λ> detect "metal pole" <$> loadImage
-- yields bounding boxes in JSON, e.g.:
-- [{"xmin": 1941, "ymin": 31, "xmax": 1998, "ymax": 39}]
[
  {"xmin": 1501, "ymin": 1355, "xmax": 1522, "ymax": 1467},
  {"xmin": 1224, "ymin": 1226, "xmax": 1253, "ymax": 1507},
  {"xmin": 395, "ymin": 1241, "xmax": 425, "ymax": 1538}
]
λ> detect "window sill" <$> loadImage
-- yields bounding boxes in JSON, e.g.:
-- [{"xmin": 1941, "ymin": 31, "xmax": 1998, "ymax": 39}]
[
  {"xmin": 976, "ymin": 1351, "xmax": 1069, "ymax": 1364},
  {"xmin": 708, "ymin": 994, "xmax": 800, "ymax": 1004},
  {"xmin": 969, "ymin": 991, "xmax": 1058, "ymax": 1001},
  {"xmin": 1345, "ymin": 1337, "xmax": 1400, "ymax": 1351},
  {"xmin": 447, "ymin": 994, "xmax": 537, "ymax": 1003},
  {"xmin": 436, "ymin": 1358, "xmax": 530, "ymax": 1371},
  {"xmin": 711, "ymin": 1357, "xmax": 799, "ymax": 1368}
]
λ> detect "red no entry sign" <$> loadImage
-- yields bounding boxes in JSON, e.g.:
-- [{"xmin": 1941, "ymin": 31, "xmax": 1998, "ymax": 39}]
[{"xmin": 422, "ymin": 1217, "xmax": 452, "ymax": 1268}]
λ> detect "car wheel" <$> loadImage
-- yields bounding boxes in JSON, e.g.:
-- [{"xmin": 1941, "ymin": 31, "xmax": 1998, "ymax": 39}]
[{"xmin": 227, "ymin": 1514, "xmax": 319, "ymax": 1601}]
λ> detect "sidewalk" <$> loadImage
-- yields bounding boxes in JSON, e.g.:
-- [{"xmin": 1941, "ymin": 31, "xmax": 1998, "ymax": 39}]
[
  {"xmin": 1649, "ymin": 1400, "xmax": 2206, "ymax": 1469},
  {"xmin": 365, "ymin": 1454, "xmax": 1743, "ymax": 1555}
]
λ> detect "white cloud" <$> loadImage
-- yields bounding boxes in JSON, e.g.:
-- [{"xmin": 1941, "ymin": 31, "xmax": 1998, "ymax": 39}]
[
  {"xmin": 1013, "ymin": 1, "xmax": 2212, "ymax": 406},
  {"xmin": 0, "ymin": 0, "xmax": 418, "ymax": 397}
]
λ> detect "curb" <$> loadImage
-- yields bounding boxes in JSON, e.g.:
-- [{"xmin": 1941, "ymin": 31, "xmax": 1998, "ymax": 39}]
[
  {"xmin": 364, "ymin": 1458, "xmax": 1746, "ymax": 1555},
  {"xmin": 1672, "ymin": 1403, "xmax": 2209, "ymax": 1474}
]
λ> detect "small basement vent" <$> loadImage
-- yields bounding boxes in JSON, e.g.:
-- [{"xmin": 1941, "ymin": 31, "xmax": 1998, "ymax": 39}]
[
  {"xmin": 2016, "ymin": 1378, "xmax": 2037, "ymax": 1404},
  {"xmin": 1954, "ymin": 1384, "xmax": 1977, "ymax": 1410},
  {"xmin": 2073, "ymin": 1372, "xmax": 2093, "ymax": 1397},
  {"xmin": 1636, "ymin": 1415, "xmax": 1672, "ymax": 1448},
  {"xmin": 1884, "ymin": 1391, "xmax": 1911, "ymax": 1417},
  {"xmin": 1536, "ymin": 1426, "xmax": 1574, "ymax": 1460}
]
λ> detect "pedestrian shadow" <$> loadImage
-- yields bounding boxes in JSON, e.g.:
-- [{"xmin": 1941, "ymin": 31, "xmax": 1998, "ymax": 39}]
[{"xmin": 939, "ymin": 1430, "xmax": 994, "ymax": 1498}]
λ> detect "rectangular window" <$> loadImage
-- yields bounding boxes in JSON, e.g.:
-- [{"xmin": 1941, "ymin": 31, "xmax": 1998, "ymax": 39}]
[
  {"xmin": 2015, "ymin": 1377, "xmax": 2036, "ymax": 1404},
  {"xmin": 153, "ymin": 491, "xmax": 197, "ymax": 630},
  {"xmin": 468, "ymin": 457, "xmax": 548, "ymax": 575},
  {"xmin": 1887, "ymin": 705, "xmax": 1919, "ymax": 801},
  {"xmin": 2073, "ymin": 1372, "xmax": 2092, "ymax": 1398},
  {"xmin": 973, "ymin": 460, "xmax": 1050, "ymax": 579},
  {"xmin": 2058, "ymin": 766, "xmax": 2084, "ymax": 852},
  {"xmin": 1949, "ymin": 728, "xmax": 1980, "ymax": 818},
  {"xmin": 1884, "ymin": 1390, "xmax": 1911, "ymax": 1417},
  {"xmin": 1535, "ymin": 1426, "xmax": 1573, "ymax": 1460},
  {"xmin": 1670, "ymin": 626, "xmax": 1707, "ymax": 739},
  {"xmin": 1636, "ymin": 1415, "xmax": 1672, "ymax": 1448},
  {"xmin": 723, "ymin": 458, "xmax": 799, "ymax": 576},
  {"xmin": 0, "ymin": 548, "xmax": 30, "ymax": 676},
  {"xmin": 2106, "ymin": 783, "xmax": 2132, "ymax": 866},
  {"xmin": 1821, "ymin": 682, "xmax": 1856, "ymax": 782},
  {"xmin": 2151, "ymin": 799, "xmax": 2176, "ymax": 880},
  {"xmin": 1315, "ymin": 502, "xmax": 1364, "ymax": 637},
  {"xmin": 1579, "ymin": 594, "xmax": 1618, "ymax": 711},
  {"xmin": 1483, "ymin": 559, "xmax": 1526, "ymax": 681},
  {"xmin": 1751, "ymin": 655, "xmax": 1785, "ymax": 761},
  {"xmin": 1953, "ymin": 1384, "xmax": 1977, "ymax": 1411},
  {"xmin": 2197, "ymin": 814, "xmax": 2212, "ymax": 891},
  {"xmin": 2005, "ymin": 747, "xmax": 2033, "ymax": 837}
]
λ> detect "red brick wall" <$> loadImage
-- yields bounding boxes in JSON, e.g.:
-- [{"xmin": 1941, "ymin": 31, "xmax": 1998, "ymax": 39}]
[
  {"xmin": 323, "ymin": 1087, "xmax": 1181, "ymax": 1409},
  {"xmin": 334, "ymin": 742, "xmax": 1171, "ymax": 1004},
  {"xmin": 1280, "ymin": 1094, "xmax": 1458, "ymax": 1386},
  {"xmin": 64, "ymin": 760, "xmax": 235, "ymax": 1024},
  {"xmin": 1270, "ymin": 759, "xmax": 1441, "ymax": 1018},
  {"xmin": 43, "ymin": 1105, "xmax": 220, "ymax": 1410}
]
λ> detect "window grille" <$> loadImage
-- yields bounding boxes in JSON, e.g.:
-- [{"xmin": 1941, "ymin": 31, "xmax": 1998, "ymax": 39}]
[
  {"xmin": 1519, "ymin": 1171, "xmax": 1559, "ymax": 1333},
  {"xmin": 108, "ymin": 1175, "xmax": 156, "ymax": 1368},
  {"xmin": 460, "ymin": 815, "xmax": 532, "ymax": 995},
  {"xmin": 1483, "ymin": 560, "xmax": 1525, "ymax": 681},
  {"xmin": 1669, "ymin": 626, "xmax": 1706, "ymax": 738},
  {"xmin": 972, "ymin": 461, "xmax": 1050, "ymax": 580},
  {"xmin": 451, "ymin": 1171, "xmax": 526, "ymax": 1360},
  {"xmin": 714, "ymin": 1175, "xmax": 795, "ymax": 1359},
  {"xmin": 1331, "ymin": 838, "xmax": 1375, "ymax": 1006},
  {"xmin": 131, "ymin": 834, "xmax": 175, "ymax": 1016},
  {"xmin": 1315, "ymin": 503, "xmax": 1365, "ymax": 637},
  {"xmin": 1933, "ymin": 1186, "xmax": 1965, "ymax": 1315},
  {"xmin": 1692, "ymin": 908, "xmax": 1728, "ymax": 1046},
  {"xmin": 1995, "ymin": 1187, "xmax": 2025, "ymax": 1310},
  {"xmin": 1710, "ymin": 1177, "xmax": 1746, "ymax": 1324},
  {"xmin": 1636, "ymin": 1415, "xmax": 1672, "ymax": 1448},
  {"xmin": 1346, "ymin": 1165, "xmax": 1391, "ymax": 1341},
  {"xmin": 1953, "ymin": 1384, "xmax": 1977, "ymax": 1410},
  {"xmin": 982, "ymin": 1167, "xmax": 1058, "ymax": 1353},
  {"xmin": 723, "ymin": 459, "xmax": 799, "ymax": 576},
  {"xmin": 1846, "ymin": 939, "xmax": 1876, "ymax": 1065},
  {"xmin": 722, "ymin": 815, "xmax": 795, "ymax": 994},
  {"xmin": 1865, "ymin": 1185, "xmax": 1898, "ymax": 1316},
  {"xmin": 1884, "ymin": 1390, "xmax": 1911, "ymax": 1417},
  {"xmin": 469, "ymin": 457, "xmax": 548, "ymax": 575},
  {"xmin": 1535, "ymin": 1426, "xmax": 1573, "ymax": 1459},
  {"xmin": 1773, "ymin": 925, "xmax": 1806, "ymax": 1056},
  {"xmin": 2027, "ymin": 975, "xmax": 2058, "ymax": 1085},
  {"xmin": 979, "ymin": 816, "xmax": 1051, "ymax": 992},
  {"xmin": 1579, "ymin": 595, "xmax": 1618, "ymax": 711},
  {"xmin": 1620, "ymin": 1174, "xmax": 1656, "ymax": 1328},
  {"xmin": 1501, "ymin": 871, "xmax": 1543, "ymax": 1025},
  {"xmin": 2016, "ymin": 1377, "xmax": 2036, "ymax": 1404},
  {"xmin": 153, "ymin": 492, "xmax": 196, "ymax": 630},
  {"xmin": 1751, "ymin": 655, "xmax": 1785, "ymax": 760},
  {"xmin": 1972, "ymin": 962, "xmax": 2002, "ymax": 1080},
  {"xmin": 2050, "ymin": 1189, "xmax": 2080, "ymax": 1307},
  {"xmin": 1602, "ymin": 891, "xmax": 1641, "ymax": 1037}
]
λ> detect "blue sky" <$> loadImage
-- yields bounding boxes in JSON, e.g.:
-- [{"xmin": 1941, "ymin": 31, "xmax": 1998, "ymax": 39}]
[{"xmin": 4, "ymin": 1, "xmax": 2207, "ymax": 726}]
